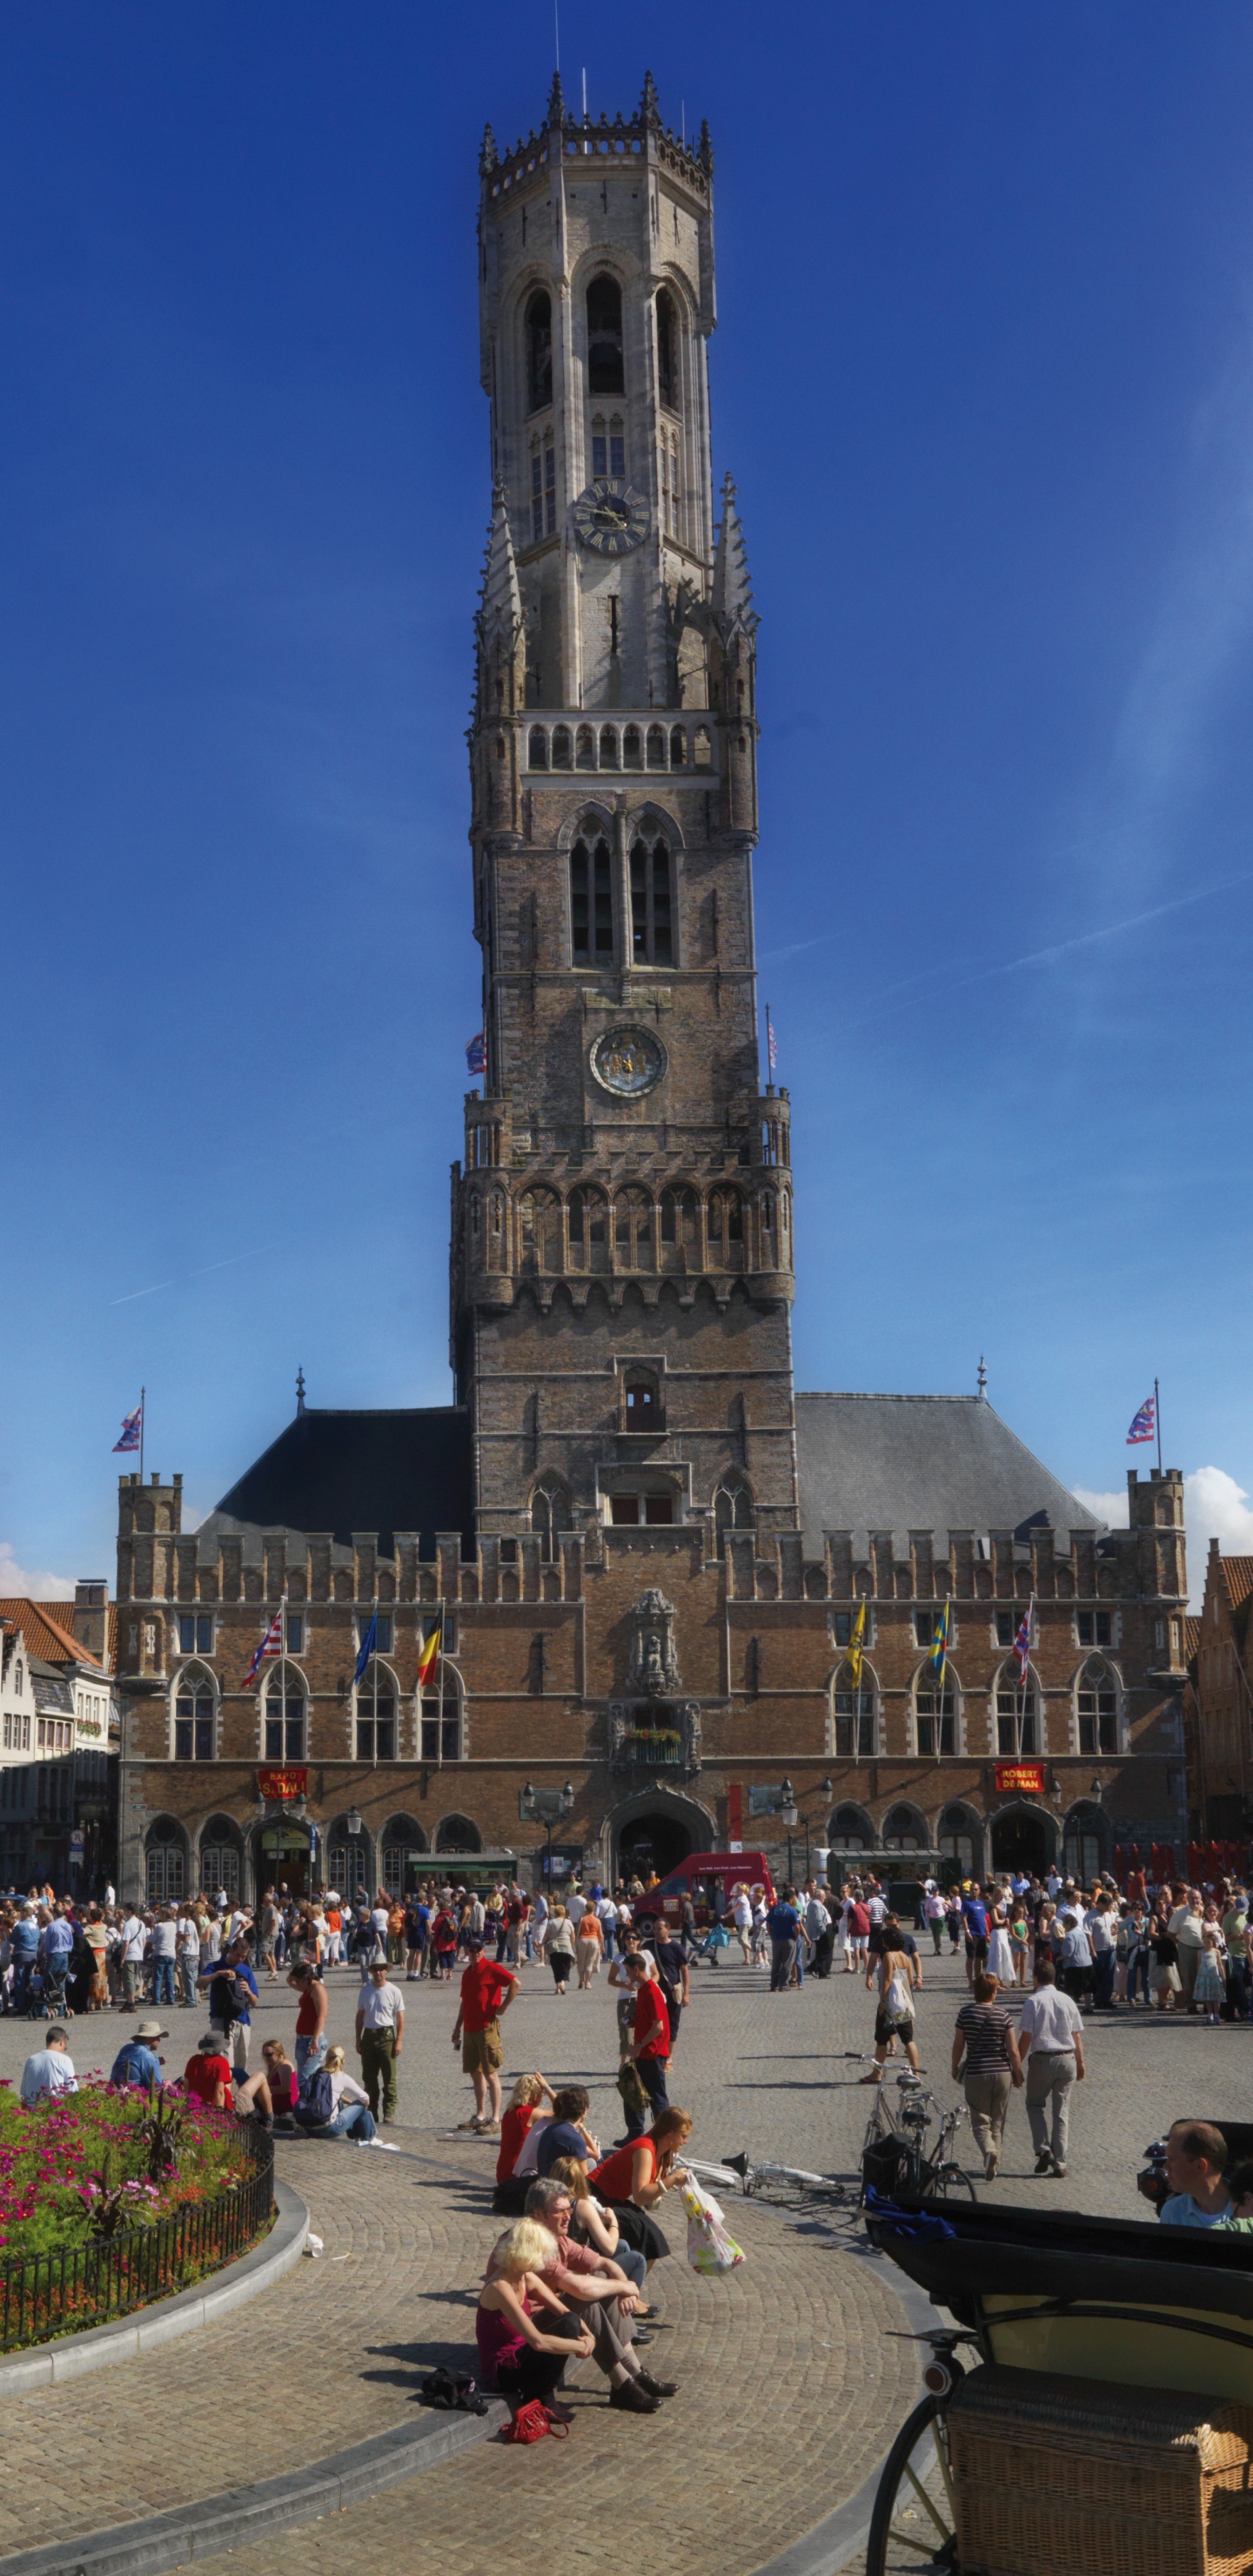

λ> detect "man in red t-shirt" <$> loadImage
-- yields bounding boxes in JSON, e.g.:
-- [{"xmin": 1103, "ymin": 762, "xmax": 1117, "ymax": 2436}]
[
  {"xmin": 621, "ymin": 1956, "xmax": 671, "ymax": 2137},
  {"xmin": 184, "ymin": 2034, "xmax": 233, "ymax": 2111},
  {"xmin": 451, "ymin": 1935, "xmax": 518, "ymax": 2134}
]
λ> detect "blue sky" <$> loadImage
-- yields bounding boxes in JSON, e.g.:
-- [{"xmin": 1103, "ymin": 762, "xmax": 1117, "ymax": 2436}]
[{"xmin": 4, "ymin": 3, "xmax": 1253, "ymax": 1598}]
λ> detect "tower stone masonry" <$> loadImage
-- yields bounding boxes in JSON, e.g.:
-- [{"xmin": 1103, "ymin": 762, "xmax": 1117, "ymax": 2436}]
[{"xmin": 107, "ymin": 74, "xmax": 1189, "ymax": 1907}]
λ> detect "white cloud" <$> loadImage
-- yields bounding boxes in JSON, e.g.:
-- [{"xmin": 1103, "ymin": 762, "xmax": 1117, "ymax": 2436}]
[
  {"xmin": 1073, "ymin": 1487, "xmax": 1129, "ymax": 1528},
  {"xmin": 0, "ymin": 1544, "xmax": 74, "ymax": 1600},
  {"xmin": 1075, "ymin": 1467, "xmax": 1253, "ymax": 1606}
]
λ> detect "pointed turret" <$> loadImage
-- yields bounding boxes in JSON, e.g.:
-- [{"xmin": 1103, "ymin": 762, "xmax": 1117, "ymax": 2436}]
[
  {"xmin": 546, "ymin": 70, "xmax": 566, "ymax": 127},
  {"xmin": 711, "ymin": 474, "xmax": 758, "ymax": 639},
  {"xmin": 475, "ymin": 486, "xmax": 525, "ymax": 714},
  {"xmin": 697, "ymin": 117, "xmax": 714, "ymax": 175},
  {"xmin": 639, "ymin": 69, "xmax": 660, "ymax": 128},
  {"xmin": 479, "ymin": 123, "xmax": 498, "ymax": 177}
]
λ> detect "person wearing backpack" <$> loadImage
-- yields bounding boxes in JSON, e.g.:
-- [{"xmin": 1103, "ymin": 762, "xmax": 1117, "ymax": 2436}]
[
  {"xmin": 861, "ymin": 1922, "xmax": 921, "ymax": 2083},
  {"xmin": 198, "ymin": 1938, "xmax": 258, "ymax": 2076},
  {"xmin": 295, "ymin": 2043, "xmax": 385, "ymax": 2143}
]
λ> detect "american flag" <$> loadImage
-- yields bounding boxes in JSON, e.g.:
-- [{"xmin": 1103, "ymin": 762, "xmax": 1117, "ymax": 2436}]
[
  {"xmin": 243, "ymin": 1608, "xmax": 284, "ymax": 1690},
  {"xmin": 466, "ymin": 1032, "xmax": 486, "ymax": 1075},
  {"xmin": 1127, "ymin": 1394, "xmax": 1156, "ymax": 1446},
  {"xmin": 1013, "ymin": 1598, "xmax": 1034, "ymax": 1686},
  {"xmin": 113, "ymin": 1400, "xmax": 143, "ymax": 1454}
]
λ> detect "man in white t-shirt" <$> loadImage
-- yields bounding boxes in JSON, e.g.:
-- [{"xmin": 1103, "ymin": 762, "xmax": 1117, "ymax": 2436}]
[
  {"xmin": 1018, "ymin": 1961, "xmax": 1086, "ymax": 2178},
  {"xmin": 354, "ymin": 1959, "xmax": 405, "ymax": 2123},
  {"xmin": 566, "ymin": 1888, "xmax": 586, "ymax": 1927},
  {"xmin": 150, "ymin": 1906, "xmax": 178, "ymax": 2008},
  {"xmin": 176, "ymin": 1909, "xmax": 201, "ymax": 2009},
  {"xmin": 21, "ymin": 2025, "xmax": 77, "ymax": 2104},
  {"xmin": 118, "ymin": 1909, "xmax": 146, "ymax": 2011}
]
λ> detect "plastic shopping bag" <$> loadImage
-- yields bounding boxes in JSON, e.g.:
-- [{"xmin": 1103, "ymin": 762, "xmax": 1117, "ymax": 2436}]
[{"xmin": 680, "ymin": 2180, "xmax": 746, "ymax": 2277}]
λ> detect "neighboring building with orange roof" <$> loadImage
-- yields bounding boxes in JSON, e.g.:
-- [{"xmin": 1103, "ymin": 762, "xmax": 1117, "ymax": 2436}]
[
  {"xmin": 0, "ymin": 1581, "xmax": 117, "ymax": 1893},
  {"xmin": 1187, "ymin": 1543, "xmax": 1253, "ymax": 1841}
]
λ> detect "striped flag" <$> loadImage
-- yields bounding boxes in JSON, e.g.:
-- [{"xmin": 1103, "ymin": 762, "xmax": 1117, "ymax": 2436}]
[
  {"xmin": 846, "ymin": 1600, "xmax": 866, "ymax": 1687},
  {"xmin": 928, "ymin": 1600, "xmax": 951, "ymax": 1686},
  {"xmin": 113, "ymin": 1400, "xmax": 143, "ymax": 1454},
  {"xmin": 416, "ymin": 1615, "xmax": 442, "ymax": 1692},
  {"xmin": 1127, "ymin": 1394, "xmax": 1156, "ymax": 1446},
  {"xmin": 466, "ymin": 1032, "xmax": 486, "ymax": 1075},
  {"xmin": 767, "ymin": 1012, "xmax": 777, "ymax": 1074},
  {"xmin": 1013, "ymin": 1596, "xmax": 1034, "ymax": 1686},
  {"xmin": 353, "ymin": 1611, "xmax": 377, "ymax": 1687},
  {"xmin": 243, "ymin": 1608, "xmax": 284, "ymax": 1690}
]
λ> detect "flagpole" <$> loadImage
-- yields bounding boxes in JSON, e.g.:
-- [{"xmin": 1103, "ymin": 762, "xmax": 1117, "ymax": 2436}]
[
  {"xmin": 139, "ymin": 1386, "xmax": 145, "ymax": 1484},
  {"xmin": 372, "ymin": 1594, "xmax": 379, "ymax": 1768},
  {"xmin": 438, "ymin": 1600, "xmax": 446, "ymax": 1768},
  {"xmin": 1156, "ymin": 1377, "xmax": 1162, "ymax": 1475}
]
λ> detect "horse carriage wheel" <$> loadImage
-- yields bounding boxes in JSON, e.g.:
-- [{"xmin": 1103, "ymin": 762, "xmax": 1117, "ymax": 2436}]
[{"xmin": 866, "ymin": 2392, "xmax": 958, "ymax": 2574}]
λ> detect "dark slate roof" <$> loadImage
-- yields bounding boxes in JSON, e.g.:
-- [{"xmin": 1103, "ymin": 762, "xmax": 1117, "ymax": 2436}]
[
  {"xmin": 794, "ymin": 1393, "xmax": 1102, "ymax": 1557},
  {"xmin": 207, "ymin": 1409, "xmax": 474, "ymax": 1557}
]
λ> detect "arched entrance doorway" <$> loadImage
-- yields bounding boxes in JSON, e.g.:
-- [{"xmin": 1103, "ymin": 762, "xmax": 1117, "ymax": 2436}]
[
  {"xmin": 605, "ymin": 1786, "xmax": 716, "ymax": 1888},
  {"xmin": 253, "ymin": 1818, "xmax": 312, "ymax": 1902},
  {"xmin": 990, "ymin": 1803, "xmax": 1052, "ymax": 1879}
]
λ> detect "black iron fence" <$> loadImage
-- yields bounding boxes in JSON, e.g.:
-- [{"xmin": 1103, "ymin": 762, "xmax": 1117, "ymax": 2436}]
[{"xmin": 0, "ymin": 2125, "xmax": 275, "ymax": 2353}]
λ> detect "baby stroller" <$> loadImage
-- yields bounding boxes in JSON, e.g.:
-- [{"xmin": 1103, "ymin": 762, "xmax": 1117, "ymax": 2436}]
[{"xmin": 694, "ymin": 1922, "xmax": 732, "ymax": 1968}]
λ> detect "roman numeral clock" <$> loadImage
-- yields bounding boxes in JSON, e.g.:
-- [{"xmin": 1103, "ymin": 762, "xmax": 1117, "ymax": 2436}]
[{"xmin": 573, "ymin": 478, "xmax": 651, "ymax": 557}]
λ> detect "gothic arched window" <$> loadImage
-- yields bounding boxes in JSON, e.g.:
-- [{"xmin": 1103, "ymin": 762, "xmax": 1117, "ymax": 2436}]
[
  {"xmin": 530, "ymin": 433, "xmax": 555, "ymax": 540},
  {"xmin": 528, "ymin": 725, "xmax": 548, "ymax": 769},
  {"xmin": 834, "ymin": 1661, "xmax": 875, "ymax": 1757},
  {"xmin": 630, "ymin": 836, "xmax": 673, "ymax": 964},
  {"xmin": 883, "ymin": 1803, "xmax": 927, "ymax": 1853},
  {"xmin": 575, "ymin": 723, "xmax": 596, "ymax": 769},
  {"xmin": 174, "ymin": 1667, "xmax": 214, "ymax": 1762},
  {"xmin": 570, "ymin": 835, "xmax": 613, "ymax": 963},
  {"xmin": 264, "ymin": 1665, "xmax": 305, "ymax": 1761},
  {"xmin": 707, "ymin": 1189, "xmax": 744, "ymax": 1268},
  {"xmin": 614, "ymin": 1189, "xmax": 653, "ymax": 1269},
  {"xmin": 568, "ymin": 1186, "xmax": 608, "ymax": 1271},
  {"xmin": 356, "ymin": 1669, "xmax": 396, "ymax": 1762},
  {"xmin": 714, "ymin": 1479, "xmax": 753, "ymax": 1538},
  {"xmin": 915, "ymin": 1663, "xmax": 956, "ymax": 1756},
  {"xmin": 995, "ymin": 1660, "xmax": 1037, "ymax": 1756},
  {"xmin": 1077, "ymin": 1658, "xmax": 1118, "ymax": 1754},
  {"xmin": 551, "ymin": 725, "xmax": 573, "ymax": 770},
  {"xmin": 656, "ymin": 288, "xmax": 680, "ymax": 411},
  {"xmin": 829, "ymin": 1802, "xmax": 873, "ymax": 1852},
  {"xmin": 660, "ymin": 1185, "xmax": 698, "ymax": 1267},
  {"xmin": 586, "ymin": 273, "xmax": 624, "ymax": 395},
  {"xmin": 647, "ymin": 723, "xmax": 667, "ymax": 769},
  {"xmin": 670, "ymin": 725, "xmax": 687, "ymax": 767},
  {"xmin": 591, "ymin": 410, "xmax": 626, "ymax": 480},
  {"xmin": 526, "ymin": 288, "xmax": 553, "ymax": 413},
  {"xmin": 533, "ymin": 1480, "xmax": 573, "ymax": 1564},
  {"xmin": 622, "ymin": 725, "xmax": 643, "ymax": 769},
  {"xmin": 519, "ymin": 1186, "xmax": 561, "ymax": 1273},
  {"xmin": 600, "ymin": 725, "xmax": 619, "ymax": 769}
]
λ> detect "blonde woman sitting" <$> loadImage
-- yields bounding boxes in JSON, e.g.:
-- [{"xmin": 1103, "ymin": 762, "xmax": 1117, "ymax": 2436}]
[{"xmin": 475, "ymin": 2217, "xmax": 594, "ymax": 2426}]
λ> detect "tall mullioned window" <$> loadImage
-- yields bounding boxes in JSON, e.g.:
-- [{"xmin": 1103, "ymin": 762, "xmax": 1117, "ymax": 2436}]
[
  {"xmin": 586, "ymin": 274, "xmax": 624, "ymax": 394},
  {"xmin": 656, "ymin": 289, "xmax": 680, "ymax": 410},
  {"xmin": 591, "ymin": 414, "xmax": 626, "ymax": 480},
  {"xmin": 630, "ymin": 836, "xmax": 673, "ymax": 963},
  {"xmin": 531, "ymin": 438, "xmax": 555, "ymax": 541},
  {"xmin": 526, "ymin": 289, "xmax": 553, "ymax": 412},
  {"xmin": 571, "ymin": 835, "xmax": 613, "ymax": 963}
]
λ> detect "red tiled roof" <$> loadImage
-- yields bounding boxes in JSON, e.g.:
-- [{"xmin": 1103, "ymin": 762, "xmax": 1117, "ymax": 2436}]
[
  {"xmin": 0, "ymin": 1600, "xmax": 101, "ymax": 1668},
  {"xmin": 1184, "ymin": 1614, "xmax": 1202, "ymax": 1660},
  {"xmin": 1223, "ymin": 1559, "xmax": 1253, "ymax": 1610}
]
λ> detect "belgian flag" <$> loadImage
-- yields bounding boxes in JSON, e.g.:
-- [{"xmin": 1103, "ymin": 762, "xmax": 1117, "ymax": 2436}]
[{"xmin": 416, "ymin": 1616, "xmax": 442, "ymax": 1692}]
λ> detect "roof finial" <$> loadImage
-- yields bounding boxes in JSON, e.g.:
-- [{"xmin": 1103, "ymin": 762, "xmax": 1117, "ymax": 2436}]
[
  {"xmin": 697, "ymin": 117, "xmax": 714, "ymax": 174},
  {"xmin": 296, "ymin": 1366, "xmax": 306, "ymax": 1417},
  {"xmin": 977, "ymin": 1355, "xmax": 987, "ymax": 1399},
  {"xmin": 640, "ymin": 69, "xmax": 660, "ymax": 128},
  {"xmin": 547, "ymin": 68, "xmax": 566, "ymax": 127},
  {"xmin": 479, "ymin": 123, "xmax": 498, "ymax": 178}
]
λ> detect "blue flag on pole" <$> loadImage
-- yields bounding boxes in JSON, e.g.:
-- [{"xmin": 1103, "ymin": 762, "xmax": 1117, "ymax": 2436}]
[{"xmin": 353, "ymin": 1612, "xmax": 377, "ymax": 1686}]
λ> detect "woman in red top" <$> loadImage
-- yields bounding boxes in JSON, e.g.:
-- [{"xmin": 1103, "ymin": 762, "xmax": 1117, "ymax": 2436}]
[
  {"xmin": 589, "ymin": 2106, "xmax": 693, "ymax": 2271},
  {"xmin": 492, "ymin": 2070, "xmax": 555, "ymax": 2213}
]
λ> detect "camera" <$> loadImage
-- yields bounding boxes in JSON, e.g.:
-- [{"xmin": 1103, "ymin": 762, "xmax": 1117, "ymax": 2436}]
[{"xmin": 1137, "ymin": 2137, "xmax": 1170, "ymax": 2211}]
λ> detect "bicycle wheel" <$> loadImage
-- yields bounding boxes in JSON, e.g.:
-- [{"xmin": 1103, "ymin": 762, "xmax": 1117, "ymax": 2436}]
[
  {"xmin": 866, "ymin": 2392, "xmax": 958, "ymax": 2574},
  {"xmin": 927, "ymin": 2160, "xmax": 978, "ymax": 2204}
]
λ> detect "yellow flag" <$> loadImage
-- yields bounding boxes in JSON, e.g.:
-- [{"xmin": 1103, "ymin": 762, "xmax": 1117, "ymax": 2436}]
[{"xmin": 847, "ymin": 1600, "xmax": 866, "ymax": 1687}]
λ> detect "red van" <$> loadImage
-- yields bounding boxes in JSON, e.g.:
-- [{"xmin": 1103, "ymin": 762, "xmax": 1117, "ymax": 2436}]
[{"xmin": 632, "ymin": 1850, "xmax": 775, "ymax": 1935}]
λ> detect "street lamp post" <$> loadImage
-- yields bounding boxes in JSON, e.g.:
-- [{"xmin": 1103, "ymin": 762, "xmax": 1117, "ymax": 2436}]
[
  {"xmin": 520, "ymin": 1779, "xmax": 575, "ymax": 1888},
  {"xmin": 779, "ymin": 1775, "xmax": 834, "ymax": 1886}
]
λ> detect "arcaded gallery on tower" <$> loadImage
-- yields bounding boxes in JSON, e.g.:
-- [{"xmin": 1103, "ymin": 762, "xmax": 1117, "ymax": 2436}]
[{"xmin": 113, "ymin": 75, "xmax": 1189, "ymax": 1909}]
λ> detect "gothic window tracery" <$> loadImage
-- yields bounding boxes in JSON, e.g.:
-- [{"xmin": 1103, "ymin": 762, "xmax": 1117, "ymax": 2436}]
[
  {"xmin": 174, "ymin": 1666, "xmax": 214, "ymax": 1761},
  {"xmin": 834, "ymin": 1664, "xmax": 876, "ymax": 1757},
  {"xmin": 600, "ymin": 726, "xmax": 619, "ymax": 768},
  {"xmin": 552, "ymin": 725, "xmax": 573, "ymax": 770},
  {"xmin": 707, "ymin": 1189, "xmax": 744, "ymax": 1268},
  {"xmin": 647, "ymin": 724, "xmax": 667, "ymax": 769},
  {"xmin": 713, "ymin": 1479, "xmax": 753, "ymax": 1538},
  {"xmin": 526, "ymin": 289, "xmax": 553, "ymax": 413},
  {"xmin": 530, "ymin": 433, "xmax": 555, "ymax": 540},
  {"xmin": 571, "ymin": 835, "xmax": 613, "ymax": 963},
  {"xmin": 528, "ymin": 726, "xmax": 547, "ymax": 769},
  {"xmin": 591, "ymin": 412, "xmax": 626, "ymax": 479},
  {"xmin": 630, "ymin": 836, "xmax": 673, "ymax": 964},
  {"xmin": 519, "ymin": 1185, "xmax": 561, "ymax": 1273},
  {"xmin": 586, "ymin": 273, "xmax": 624, "ymax": 395},
  {"xmin": 915, "ymin": 1664, "xmax": 956, "ymax": 1757},
  {"xmin": 659, "ymin": 1185, "xmax": 698, "ymax": 1267},
  {"xmin": 575, "ymin": 724, "xmax": 596, "ymax": 769},
  {"xmin": 995, "ymin": 1659, "xmax": 1037, "ymax": 1755},
  {"xmin": 656, "ymin": 288, "xmax": 680, "ymax": 412},
  {"xmin": 613, "ymin": 1188, "xmax": 653, "ymax": 1268},
  {"xmin": 670, "ymin": 725, "xmax": 687, "ymax": 767},
  {"xmin": 532, "ymin": 1480, "xmax": 573, "ymax": 1564},
  {"xmin": 622, "ymin": 725, "xmax": 643, "ymax": 769},
  {"xmin": 1077, "ymin": 1657, "xmax": 1118, "ymax": 1754},
  {"xmin": 568, "ymin": 1186, "xmax": 608, "ymax": 1271},
  {"xmin": 264, "ymin": 1664, "xmax": 305, "ymax": 1761}
]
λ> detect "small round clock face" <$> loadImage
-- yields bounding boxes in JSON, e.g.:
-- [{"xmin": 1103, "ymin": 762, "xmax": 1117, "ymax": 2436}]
[
  {"xmin": 589, "ymin": 1026, "xmax": 667, "ymax": 1097},
  {"xmin": 573, "ymin": 479, "xmax": 651, "ymax": 557}
]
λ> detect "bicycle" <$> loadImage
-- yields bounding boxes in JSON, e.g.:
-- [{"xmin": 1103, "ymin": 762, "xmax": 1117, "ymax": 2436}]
[{"xmin": 858, "ymin": 2065, "xmax": 978, "ymax": 2206}]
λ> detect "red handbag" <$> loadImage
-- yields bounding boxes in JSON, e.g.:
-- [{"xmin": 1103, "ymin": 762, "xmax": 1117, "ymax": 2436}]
[{"xmin": 501, "ymin": 2398, "xmax": 567, "ymax": 2444}]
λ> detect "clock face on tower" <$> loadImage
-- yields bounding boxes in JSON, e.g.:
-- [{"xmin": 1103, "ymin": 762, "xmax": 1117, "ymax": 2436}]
[{"xmin": 573, "ymin": 479, "xmax": 651, "ymax": 557}]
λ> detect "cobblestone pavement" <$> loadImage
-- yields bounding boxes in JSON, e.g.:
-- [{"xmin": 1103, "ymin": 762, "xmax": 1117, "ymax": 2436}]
[{"xmin": 2, "ymin": 1942, "xmax": 1251, "ymax": 2568}]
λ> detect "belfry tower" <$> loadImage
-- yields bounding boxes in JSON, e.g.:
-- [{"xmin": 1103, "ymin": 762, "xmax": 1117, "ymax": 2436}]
[{"xmin": 453, "ymin": 70, "xmax": 798, "ymax": 1556}]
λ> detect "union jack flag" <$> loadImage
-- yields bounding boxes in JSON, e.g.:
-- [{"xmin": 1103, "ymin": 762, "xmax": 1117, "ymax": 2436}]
[
  {"xmin": 767, "ymin": 1013, "xmax": 777, "ymax": 1075},
  {"xmin": 1127, "ymin": 1394, "xmax": 1156, "ymax": 1446},
  {"xmin": 1013, "ymin": 1597, "xmax": 1034, "ymax": 1686},
  {"xmin": 243, "ymin": 1608, "xmax": 284, "ymax": 1690},
  {"xmin": 113, "ymin": 1401, "xmax": 143, "ymax": 1454},
  {"xmin": 466, "ymin": 1032, "xmax": 486, "ymax": 1075}
]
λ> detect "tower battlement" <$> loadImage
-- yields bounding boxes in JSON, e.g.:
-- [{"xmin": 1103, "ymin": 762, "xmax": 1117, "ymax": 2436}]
[{"xmin": 480, "ymin": 72, "xmax": 712, "ymax": 206}]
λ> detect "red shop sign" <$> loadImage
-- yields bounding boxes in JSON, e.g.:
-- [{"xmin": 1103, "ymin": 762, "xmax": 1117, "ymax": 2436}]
[
  {"xmin": 257, "ymin": 1767, "xmax": 308, "ymax": 1803},
  {"xmin": 995, "ymin": 1762, "xmax": 1045, "ymax": 1795}
]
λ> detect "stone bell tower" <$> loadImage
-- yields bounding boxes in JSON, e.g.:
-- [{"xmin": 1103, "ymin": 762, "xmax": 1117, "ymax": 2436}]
[{"xmin": 452, "ymin": 70, "xmax": 798, "ymax": 1556}]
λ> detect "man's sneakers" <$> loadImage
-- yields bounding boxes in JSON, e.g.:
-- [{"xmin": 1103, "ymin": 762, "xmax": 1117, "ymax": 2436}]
[{"xmin": 609, "ymin": 2378, "xmax": 658, "ymax": 2413}]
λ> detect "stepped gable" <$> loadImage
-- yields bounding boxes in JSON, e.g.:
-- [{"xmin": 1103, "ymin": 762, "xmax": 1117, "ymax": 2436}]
[
  {"xmin": 794, "ymin": 1392, "xmax": 1103, "ymax": 1560},
  {"xmin": 206, "ymin": 1406, "xmax": 473, "ymax": 1557}
]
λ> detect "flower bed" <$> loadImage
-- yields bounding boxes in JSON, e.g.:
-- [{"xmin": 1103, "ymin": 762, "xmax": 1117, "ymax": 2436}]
[{"xmin": 0, "ymin": 2083, "xmax": 273, "ymax": 2351}]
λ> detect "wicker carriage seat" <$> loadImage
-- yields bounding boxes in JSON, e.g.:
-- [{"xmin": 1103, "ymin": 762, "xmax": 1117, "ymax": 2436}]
[{"xmin": 948, "ymin": 2365, "xmax": 1253, "ymax": 2576}]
